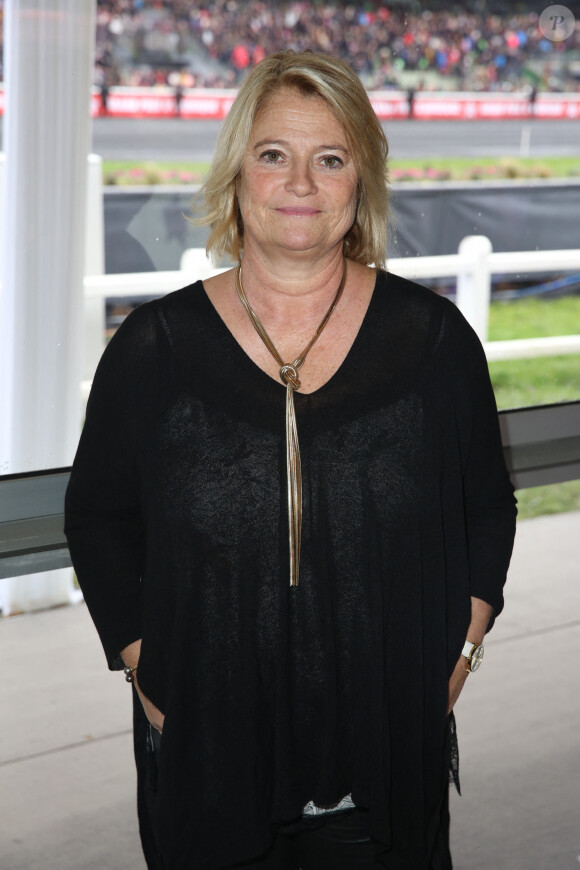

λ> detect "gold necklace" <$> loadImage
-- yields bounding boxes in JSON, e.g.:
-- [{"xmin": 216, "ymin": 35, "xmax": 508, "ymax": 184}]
[{"xmin": 235, "ymin": 262, "xmax": 347, "ymax": 587}]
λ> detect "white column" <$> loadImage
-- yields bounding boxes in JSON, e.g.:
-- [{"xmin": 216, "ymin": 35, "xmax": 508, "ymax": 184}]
[
  {"xmin": 84, "ymin": 154, "xmax": 106, "ymax": 386},
  {"xmin": 456, "ymin": 235, "xmax": 493, "ymax": 343},
  {"xmin": 0, "ymin": 0, "xmax": 96, "ymax": 614},
  {"xmin": 0, "ymin": 153, "xmax": 4, "ymax": 258}
]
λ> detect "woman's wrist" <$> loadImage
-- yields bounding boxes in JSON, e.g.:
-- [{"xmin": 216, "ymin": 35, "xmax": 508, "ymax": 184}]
[
  {"xmin": 120, "ymin": 638, "xmax": 142, "ymax": 670},
  {"xmin": 123, "ymin": 665, "xmax": 138, "ymax": 683},
  {"xmin": 467, "ymin": 597, "xmax": 493, "ymax": 646}
]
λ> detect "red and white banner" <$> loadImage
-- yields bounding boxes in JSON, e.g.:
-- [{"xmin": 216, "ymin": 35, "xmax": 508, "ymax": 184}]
[
  {"xmin": 2, "ymin": 85, "xmax": 579, "ymax": 120},
  {"xmin": 398, "ymin": 92, "xmax": 580, "ymax": 121},
  {"xmin": 91, "ymin": 87, "xmax": 237, "ymax": 120}
]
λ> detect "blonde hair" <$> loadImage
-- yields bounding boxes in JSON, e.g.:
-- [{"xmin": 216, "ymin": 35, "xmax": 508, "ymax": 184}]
[{"xmin": 194, "ymin": 51, "xmax": 390, "ymax": 268}]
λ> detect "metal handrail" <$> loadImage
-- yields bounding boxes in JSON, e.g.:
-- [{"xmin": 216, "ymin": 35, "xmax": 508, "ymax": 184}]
[{"xmin": 2, "ymin": 402, "xmax": 579, "ymax": 581}]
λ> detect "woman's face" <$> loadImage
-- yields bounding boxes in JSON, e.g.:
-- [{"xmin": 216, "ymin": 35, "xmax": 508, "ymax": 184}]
[{"xmin": 236, "ymin": 89, "xmax": 359, "ymax": 260}]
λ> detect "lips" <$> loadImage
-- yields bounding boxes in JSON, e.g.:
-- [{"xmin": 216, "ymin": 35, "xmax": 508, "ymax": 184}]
[{"xmin": 275, "ymin": 207, "xmax": 321, "ymax": 216}]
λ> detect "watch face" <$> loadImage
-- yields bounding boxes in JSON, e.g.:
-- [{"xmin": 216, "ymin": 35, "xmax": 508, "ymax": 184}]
[{"xmin": 470, "ymin": 645, "xmax": 484, "ymax": 672}]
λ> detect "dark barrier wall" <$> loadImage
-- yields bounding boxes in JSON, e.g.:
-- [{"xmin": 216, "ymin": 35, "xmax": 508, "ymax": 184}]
[
  {"xmin": 104, "ymin": 179, "xmax": 580, "ymax": 274},
  {"xmin": 389, "ymin": 180, "xmax": 580, "ymax": 259}
]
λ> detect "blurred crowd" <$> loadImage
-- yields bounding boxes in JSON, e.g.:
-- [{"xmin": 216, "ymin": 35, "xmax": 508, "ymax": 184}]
[
  {"xmin": 93, "ymin": 1, "xmax": 580, "ymax": 93},
  {"xmin": 0, "ymin": 1, "xmax": 578, "ymax": 93}
]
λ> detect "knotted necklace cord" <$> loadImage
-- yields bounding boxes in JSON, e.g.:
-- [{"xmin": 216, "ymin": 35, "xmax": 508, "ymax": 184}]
[{"xmin": 235, "ymin": 261, "xmax": 346, "ymax": 587}]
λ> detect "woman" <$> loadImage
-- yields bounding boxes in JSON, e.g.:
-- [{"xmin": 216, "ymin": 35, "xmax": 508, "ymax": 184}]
[{"xmin": 65, "ymin": 51, "xmax": 516, "ymax": 869}]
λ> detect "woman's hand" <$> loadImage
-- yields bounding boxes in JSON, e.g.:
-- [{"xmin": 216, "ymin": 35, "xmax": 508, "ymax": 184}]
[
  {"xmin": 447, "ymin": 655, "xmax": 469, "ymax": 714},
  {"xmin": 121, "ymin": 639, "xmax": 165, "ymax": 734},
  {"xmin": 134, "ymin": 678, "xmax": 165, "ymax": 734},
  {"xmin": 447, "ymin": 596, "xmax": 494, "ymax": 714}
]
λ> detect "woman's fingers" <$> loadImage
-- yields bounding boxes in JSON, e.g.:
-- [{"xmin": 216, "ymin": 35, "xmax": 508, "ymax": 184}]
[
  {"xmin": 447, "ymin": 655, "xmax": 469, "ymax": 714},
  {"xmin": 135, "ymin": 679, "xmax": 166, "ymax": 733}
]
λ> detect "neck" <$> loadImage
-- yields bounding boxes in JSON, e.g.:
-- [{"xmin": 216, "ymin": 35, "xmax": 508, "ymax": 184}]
[{"xmin": 238, "ymin": 243, "xmax": 347, "ymax": 326}]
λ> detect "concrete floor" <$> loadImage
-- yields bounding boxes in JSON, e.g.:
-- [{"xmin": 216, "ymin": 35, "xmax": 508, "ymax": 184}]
[{"xmin": 1, "ymin": 511, "xmax": 579, "ymax": 870}]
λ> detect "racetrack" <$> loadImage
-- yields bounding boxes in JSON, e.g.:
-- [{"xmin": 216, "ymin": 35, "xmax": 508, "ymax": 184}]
[
  {"xmin": 1, "ymin": 116, "xmax": 577, "ymax": 161},
  {"xmin": 88, "ymin": 117, "xmax": 580, "ymax": 161}
]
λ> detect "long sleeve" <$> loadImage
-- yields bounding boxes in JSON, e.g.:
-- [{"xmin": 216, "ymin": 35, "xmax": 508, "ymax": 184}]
[
  {"xmin": 446, "ymin": 303, "xmax": 517, "ymax": 621},
  {"xmin": 64, "ymin": 304, "xmax": 158, "ymax": 668}
]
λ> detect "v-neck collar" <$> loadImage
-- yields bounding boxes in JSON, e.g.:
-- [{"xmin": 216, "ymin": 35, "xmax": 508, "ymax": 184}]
[{"xmin": 198, "ymin": 271, "xmax": 380, "ymax": 400}]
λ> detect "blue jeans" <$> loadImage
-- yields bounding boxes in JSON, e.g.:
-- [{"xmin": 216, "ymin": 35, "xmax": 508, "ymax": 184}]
[{"xmin": 223, "ymin": 803, "xmax": 452, "ymax": 869}]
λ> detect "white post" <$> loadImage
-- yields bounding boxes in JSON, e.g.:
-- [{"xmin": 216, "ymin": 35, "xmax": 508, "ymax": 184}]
[
  {"xmin": 84, "ymin": 154, "xmax": 106, "ymax": 386},
  {"xmin": 0, "ymin": 0, "xmax": 96, "ymax": 615},
  {"xmin": 0, "ymin": 153, "xmax": 4, "ymax": 262},
  {"xmin": 456, "ymin": 235, "xmax": 493, "ymax": 342}
]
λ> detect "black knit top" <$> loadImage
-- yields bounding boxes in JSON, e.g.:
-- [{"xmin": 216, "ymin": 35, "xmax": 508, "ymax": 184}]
[{"xmin": 64, "ymin": 270, "xmax": 516, "ymax": 869}]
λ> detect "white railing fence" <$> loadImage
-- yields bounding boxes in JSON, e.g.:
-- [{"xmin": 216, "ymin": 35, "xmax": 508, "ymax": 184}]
[{"xmin": 82, "ymin": 236, "xmax": 580, "ymax": 398}]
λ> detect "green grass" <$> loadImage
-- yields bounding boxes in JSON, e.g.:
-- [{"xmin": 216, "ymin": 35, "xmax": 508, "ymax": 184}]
[
  {"xmin": 390, "ymin": 156, "xmax": 580, "ymax": 174},
  {"xmin": 487, "ymin": 295, "xmax": 580, "ymax": 520},
  {"xmin": 487, "ymin": 296, "xmax": 580, "ymax": 410},
  {"xmin": 101, "ymin": 155, "xmax": 580, "ymax": 185},
  {"xmin": 103, "ymin": 160, "xmax": 208, "ymax": 185},
  {"xmin": 489, "ymin": 356, "xmax": 580, "ymax": 410},
  {"xmin": 489, "ymin": 296, "xmax": 580, "ymax": 341},
  {"xmin": 389, "ymin": 155, "xmax": 580, "ymax": 181},
  {"xmin": 515, "ymin": 480, "xmax": 580, "ymax": 520}
]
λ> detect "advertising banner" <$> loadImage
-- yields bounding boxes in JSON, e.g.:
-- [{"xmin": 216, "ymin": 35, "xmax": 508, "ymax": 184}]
[{"xmin": 1, "ymin": 86, "xmax": 578, "ymax": 121}]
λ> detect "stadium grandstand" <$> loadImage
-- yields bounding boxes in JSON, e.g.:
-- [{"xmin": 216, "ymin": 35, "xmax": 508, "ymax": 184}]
[
  {"xmin": 95, "ymin": 1, "xmax": 580, "ymax": 93},
  {"xmin": 1, "ymin": 1, "xmax": 579, "ymax": 93}
]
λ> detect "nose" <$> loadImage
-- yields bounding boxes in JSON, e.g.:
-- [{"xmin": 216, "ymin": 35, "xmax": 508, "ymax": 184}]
[{"xmin": 285, "ymin": 159, "xmax": 317, "ymax": 196}]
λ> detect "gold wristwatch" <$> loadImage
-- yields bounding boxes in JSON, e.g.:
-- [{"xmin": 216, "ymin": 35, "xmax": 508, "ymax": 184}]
[{"xmin": 462, "ymin": 640, "xmax": 484, "ymax": 672}]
